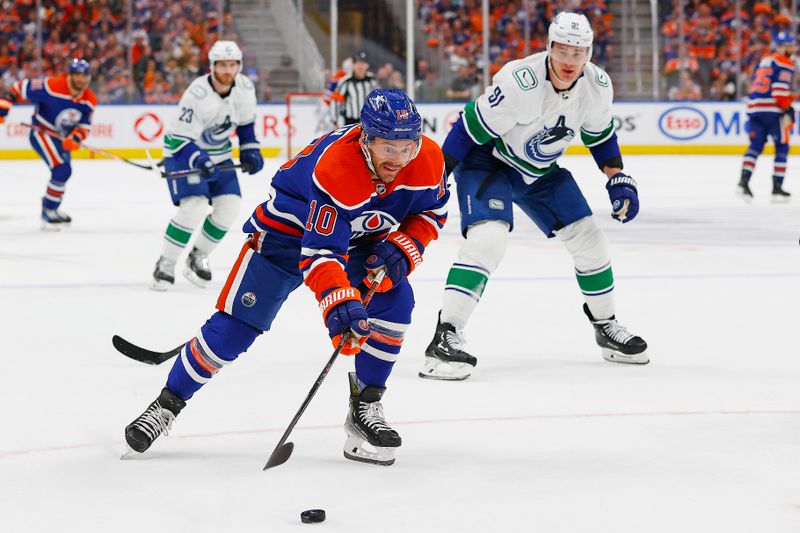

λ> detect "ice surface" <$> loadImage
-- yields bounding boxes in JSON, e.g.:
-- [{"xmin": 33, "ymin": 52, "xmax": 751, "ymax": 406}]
[{"xmin": 1, "ymin": 156, "xmax": 799, "ymax": 532}]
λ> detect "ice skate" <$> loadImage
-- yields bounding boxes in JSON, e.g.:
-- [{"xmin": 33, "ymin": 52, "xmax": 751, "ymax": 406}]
[
  {"xmin": 150, "ymin": 256, "xmax": 176, "ymax": 291},
  {"xmin": 583, "ymin": 303, "xmax": 649, "ymax": 364},
  {"xmin": 40, "ymin": 208, "xmax": 72, "ymax": 231},
  {"xmin": 343, "ymin": 372, "xmax": 401, "ymax": 466},
  {"xmin": 419, "ymin": 312, "xmax": 477, "ymax": 381},
  {"xmin": 184, "ymin": 247, "xmax": 211, "ymax": 287},
  {"xmin": 123, "ymin": 387, "xmax": 185, "ymax": 456},
  {"xmin": 736, "ymin": 180, "xmax": 754, "ymax": 203},
  {"xmin": 771, "ymin": 184, "xmax": 791, "ymax": 203}
]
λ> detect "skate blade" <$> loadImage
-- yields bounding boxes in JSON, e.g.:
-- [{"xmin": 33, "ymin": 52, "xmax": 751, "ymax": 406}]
[
  {"xmin": 150, "ymin": 279, "xmax": 173, "ymax": 291},
  {"xmin": 601, "ymin": 348, "xmax": 650, "ymax": 365},
  {"xmin": 735, "ymin": 187, "xmax": 753, "ymax": 204},
  {"xmin": 343, "ymin": 436, "xmax": 396, "ymax": 466},
  {"xmin": 771, "ymin": 195, "xmax": 791, "ymax": 204},
  {"xmin": 418, "ymin": 356, "xmax": 473, "ymax": 381},
  {"xmin": 120, "ymin": 445, "xmax": 140, "ymax": 460},
  {"xmin": 183, "ymin": 267, "xmax": 209, "ymax": 288},
  {"xmin": 40, "ymin": 221, "xmax": 64, "ymax": 232}
]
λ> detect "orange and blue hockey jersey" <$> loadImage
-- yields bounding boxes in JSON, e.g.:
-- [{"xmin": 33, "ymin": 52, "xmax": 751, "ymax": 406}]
[
  {"xmin": 747, "ymin": 54, "xmax": 795, "ymax": 114},
  {"xmin": 243, "ymin": 123, "xmax": 448, "ymax": 299}
]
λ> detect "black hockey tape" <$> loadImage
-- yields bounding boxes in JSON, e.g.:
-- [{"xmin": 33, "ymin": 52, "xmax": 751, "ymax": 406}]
[{"xmin": 300, "ymin": 509, "xmax": 326, "ymax": 523}]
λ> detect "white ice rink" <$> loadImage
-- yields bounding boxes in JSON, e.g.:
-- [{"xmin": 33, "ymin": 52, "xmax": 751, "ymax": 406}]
[{"xmin": 1, "ymin": 155, "xmax": 799, "ymax": 532}]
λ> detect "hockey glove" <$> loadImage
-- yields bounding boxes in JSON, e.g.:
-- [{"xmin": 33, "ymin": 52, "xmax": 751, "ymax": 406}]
[
  {"xmin": 606, "ymin": 172, "xmax": 639, "ymax": 223},
  {"xmin": 62, "ymin": 131, "xmax": 82, "ymax": 151},
  {"xmin": 0, "ymin": 97, "xmax": 11, "ymax": 124},
  {"xmin": 363, "ymin": 231, "xmax": 423, "ymax": 292},
  {"xmin": 193, "ymin": 152, "xmax": 217, "ymax": 179},
  {"xmin": 239, "ymin": 148, "xmax": 264, "ymax": 174},
  {"xmin": 319, "ymin": 286, "xmax": 371, "ymax": 355}
]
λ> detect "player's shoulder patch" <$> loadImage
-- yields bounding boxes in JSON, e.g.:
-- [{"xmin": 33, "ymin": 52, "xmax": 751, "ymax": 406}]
[
  {"xmin": 313, "ymin": 128, "xmax": 376, "ymax": 209},
  {"xmin": 590, "ymin": 63, "xmax": 611, "ymax": 88},
  {"xmin": 187, "ymin": 77, "xmax": 210, "ymax": 100},
  {"xmin": 396, "ymin": 136, "xmax": 444, "ymax": 188},
  {"xmin": 236, "ymin": 73, "xmax": 255, "ymax": 92}
]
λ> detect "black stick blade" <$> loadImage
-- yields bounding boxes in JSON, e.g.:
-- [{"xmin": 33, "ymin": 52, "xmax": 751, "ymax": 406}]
[
  {"xmin": 112, "ymin": 335, "xmax": 183, "ymax": 365},
  {"xmin": 263, "ymin": 442, "xmax": 294, "ymax": 470}
]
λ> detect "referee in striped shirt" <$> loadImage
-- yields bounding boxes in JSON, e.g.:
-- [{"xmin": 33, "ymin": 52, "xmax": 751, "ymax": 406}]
[{"xmin": 330, "ymin": 51, "xmax": 379, "ymax": 127}]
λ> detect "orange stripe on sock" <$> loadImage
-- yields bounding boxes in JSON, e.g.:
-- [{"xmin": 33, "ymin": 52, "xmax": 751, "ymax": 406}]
[
  {"xmin": 189, "ymin": 338, "xmax": 218, "ymax": 374},
  {"xmin": 369, "ymin": 330, "xmax": 403, "ymax": 347}
]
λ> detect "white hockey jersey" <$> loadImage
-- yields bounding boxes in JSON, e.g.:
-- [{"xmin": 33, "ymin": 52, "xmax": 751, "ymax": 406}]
[
  {"xmin": 163, "ymin": 73, "xmax": 257, "ymax": 163},
  {"xmin": 461, "ymin": 51, "xmax": 615, "ymax": 183}
]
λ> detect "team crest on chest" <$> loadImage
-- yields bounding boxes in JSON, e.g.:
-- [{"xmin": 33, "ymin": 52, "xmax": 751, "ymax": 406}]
[
  {"xmin": 524, "ymin": 115, "xmax": 575, "ymax": 164},
  {"xmin": 351, "ymin": 210, "xmax": 398, "ymax": 239}
]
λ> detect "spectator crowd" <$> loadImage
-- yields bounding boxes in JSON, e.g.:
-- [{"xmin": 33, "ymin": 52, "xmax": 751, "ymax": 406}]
[
  {"xmin": 0, "ymin": 0, "xmax": 270, "ymax": 104},
  {"xmin": 661, "ymin": 0, "xmax": 798, "ymax": 101}
]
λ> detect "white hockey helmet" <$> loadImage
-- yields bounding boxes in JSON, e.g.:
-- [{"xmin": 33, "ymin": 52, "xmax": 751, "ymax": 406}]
[
  {"xmin": 208, "ymin": 40, "xmax": 243, "ymax": 72},
  {"xmin": 547, "ymin": 12, "xmax": 594, "ymax": 61}
]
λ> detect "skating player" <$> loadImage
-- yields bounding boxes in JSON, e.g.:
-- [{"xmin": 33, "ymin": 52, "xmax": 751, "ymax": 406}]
[
  {"xmin": 152, "ymin": 40, "xmax": 263, "ymax": 290},
  {"xmin": 125, "ymin": 89, "xmax": 448, "ymax": 466},
  {"xmin": 420, "ymin": 12, "xmax": 648, "ymax": 381},
  {"xmin": 0, "ymin": 58, "xmax": 95, "ymax": 230}
]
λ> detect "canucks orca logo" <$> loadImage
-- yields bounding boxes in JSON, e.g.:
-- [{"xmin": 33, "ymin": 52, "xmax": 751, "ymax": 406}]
[
  {"xmin": 524, "ymin": 115, "xmax": 575, "ymax": 164},
  {"xmin": 350, "ymin": 210, "xmax": 398, "ymax": 239},
  {"xmin": 201, "ymin": 115, "xmax": 233, "ymax": 145}
]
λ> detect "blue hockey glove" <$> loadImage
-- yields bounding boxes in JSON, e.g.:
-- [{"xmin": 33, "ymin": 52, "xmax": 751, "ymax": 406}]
[
  {"xmin": 239, "ymin": 148, "xmax": 264, "ymax": 174},
  {"xmin": 193, "ymin": 152, "xmax": 217, "ymax": 179},
  {"xmin": 606, "ymin": 172, "xmax": 639, "ymax": 223},
  {"xmin": 363, "ymin": 231, "xmax": 423, "ymax": 292},
  {"xmin": 319, "ymin": 287, "xmax": 371, "ymax": 355}
]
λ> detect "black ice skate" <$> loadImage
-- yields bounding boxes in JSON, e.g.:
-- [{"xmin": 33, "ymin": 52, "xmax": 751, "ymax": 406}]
[
  {"xmin": 184, "ymin": 247, "xmax": 211, "ymax": 287},
  {"xmin": 40, "ymin": 208, "xmax": 72, "ymax": 231},
  {"xmin": 123, "ymin": 387, "xmax": 185, "ymax": 456},
  {"xmin": 343, "ymin": 372, "xmax": 401, "ymax": 466},
  {"xmin": 736, "ymin": 179, "xmax": 754, "ymax": 203},
  {"xmin": 419, "ymin": 312, "xmax": 477, "ymax": 381},
  {"xmin": 583, "ymin": 304, "xmax": 649, "ymax": 364},
  {"xmin": 151, "ymin": 256, "xmax": 176, "ymax": 291},
  {"xmin": 771, "ymin": 184, "xmax": 791, "ymax": 203}
]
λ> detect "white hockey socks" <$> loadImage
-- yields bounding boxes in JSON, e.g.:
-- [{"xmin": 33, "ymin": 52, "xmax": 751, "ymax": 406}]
[
  {"xmin": 441, "ymin": 220, "xmax": 509, "ymax": 329},
  {"xmin": 161, "ymin": 195, "xmax": 209, "ymax": 261},
  {"xmin": 556, "ymin": 216, "xmax": 615, "ymax": 319},
  {"xmin": 194, "ymin": 194, "xmax": 240, "ymax": 256}
]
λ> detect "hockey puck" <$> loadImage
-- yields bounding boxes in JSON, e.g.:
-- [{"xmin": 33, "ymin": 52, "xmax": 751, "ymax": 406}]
[{"xmin": 300, "ymin": 509, "xmax": 326, "ymax": 524}]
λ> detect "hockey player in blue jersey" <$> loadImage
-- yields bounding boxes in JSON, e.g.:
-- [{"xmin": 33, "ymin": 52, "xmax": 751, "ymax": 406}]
[
  {"xmin": 738, "ymin": 31, "xmax": 796, "ymax": 203},
  {"xmin": 419, "ymin": 12, "xmax": 648, "ymax": 381},
  {"xmin": 151, "ymin": 40, "xmax": 263, "ymax": 291},
  {"xmin": 124, "ymin": 89, "xmax": 448, "ymax": 466},
  {"xmin": 0, "ymin": 58, "xmax": 96, "ymax": 230}
]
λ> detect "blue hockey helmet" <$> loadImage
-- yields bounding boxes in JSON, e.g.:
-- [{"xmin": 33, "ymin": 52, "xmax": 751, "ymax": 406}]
[
  {"xmin": 773, "ymin": 31, "xmax": 796, "ymax": 47},
  {"xmin": 360, "ymin": 89, "xmax": 422, "ymax": 143},
  {"xmin": 68, "ymin": 58, "xmax": 91, "ymax": 75}
]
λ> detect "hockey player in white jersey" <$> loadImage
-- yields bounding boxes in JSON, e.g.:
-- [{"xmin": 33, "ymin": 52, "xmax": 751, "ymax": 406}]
[
  {"xmin": 152, "ymin": 40, "xmax": 263, "ymax": 290},
  {"xmin": 420, "ymin": 12, "xmax": 648, "ymax": 381}
]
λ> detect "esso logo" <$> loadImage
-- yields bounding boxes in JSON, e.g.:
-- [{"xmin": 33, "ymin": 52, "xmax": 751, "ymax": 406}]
[
  {"xmin": 350, "ymin": 210, "xmax": 398, "ymax": 239},
  {"xmin": 134, "ymin": 112, "xmax": 164, "ymax": 142},
  {"xmin": 658, "ymin": 106, "xmax": 708, "ymax": 140}
]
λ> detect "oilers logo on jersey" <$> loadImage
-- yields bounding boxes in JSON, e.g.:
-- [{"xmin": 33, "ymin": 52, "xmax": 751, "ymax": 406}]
[
  {"xmin": 524, "ymin": 115, "xmax": 575, "ymax": 164},
  {"xmin": 350, "ymin": 210, "xmax": 398, "ymax": 239},
  {"xmin": 54, "ymin": 108, "xmax": 83, "ymax": 132}
]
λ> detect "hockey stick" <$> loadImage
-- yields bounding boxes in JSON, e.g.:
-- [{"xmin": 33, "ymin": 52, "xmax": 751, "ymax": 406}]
[
  {"xmin": 111, "ymin": 273, "xmax": 382, "ymax": 368},
  {"xmin": 112, "ymin": 335, "xmax": 183, "ymax": 365},
  {"xmin": 263, "ymin": 268, "xmax": 386, "ymax": 471},
  {"xmin": 162, "ymin": 163, "xmax": 243, "ymax": 179},
  {"xmin": 22, "ymin": 122, "xmax": 158, "ymax": 171}
]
